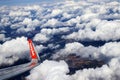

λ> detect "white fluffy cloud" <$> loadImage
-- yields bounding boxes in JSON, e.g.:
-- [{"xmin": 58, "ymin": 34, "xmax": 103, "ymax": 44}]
[
  {"xmin": 0, "ymin": 37, "xmax": 29, "ymax": 65},
  {"xmin": 100, "ymin": 42, "xmax": 120, "ymax": 58},
  {"xmin": 0, "ymin": 17, "xmax": 11, "ymax": 27},
  {"xmin": 72, "ymin": 57, "xmax": 120, "ymax": 80},
  {"xmin": 53, "ymin": 42, "xmax": 84, "ymax": 57},
  {"xmin": 0, "ymin": 34, "xmax": 5, "ymax": 41},
  {"xmin": 22, "ymin": 18, "xmax": 40, "ymax": 27},
  {"xmin": 36, "ymin": 44, "xmax": 47, "ymax": 53},
  {"xmin": 64, "ymin": 20, "xmax": 120, "ymax": 41},
  {"xmin": 50, "ymin": 9, "xmax": 62, "ymax": 17},
  {"xmin": 33, "ymin": 33, "xmax": 50, "ymax": 43},
  {"xmin": 52, "ymin": 42, "xmax": 98, "ymax": 59},
  {"xmin": 53, "ymin": 41, "xmax": 120, "ymax": 60},
  {"xmin": 0, "ymin": 37, "xmax": 28, "ymax": 55},
  {"xmin": 42, "ymin": 18, "xmax": 64, "ymax": 28},
  {"xmin": 9, "ymin": 11, "xmax": 30, "ymax": 17},
  {"xmin": 33, "ymin": 27, "xmax": 70, "ymax": 43},
  {"xmin": 26, "ymin": 60, "xmax": 70, "ymax": 80},
  {"xmin": 24, "ymin": 5, "xmax": 42, "ymax": 11},
  {"xmin": 0, "ymin": 0, "xmax": 120, "ymax": 41}
]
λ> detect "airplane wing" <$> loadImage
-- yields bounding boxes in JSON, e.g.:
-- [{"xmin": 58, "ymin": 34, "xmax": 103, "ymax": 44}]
[
  {"xmin": 0, "ymin": 62, "xmax": 39, "ymax": 80},
  {"xmin": 0, "ymin": 39, "xmax": 40, "ymax": 80}
]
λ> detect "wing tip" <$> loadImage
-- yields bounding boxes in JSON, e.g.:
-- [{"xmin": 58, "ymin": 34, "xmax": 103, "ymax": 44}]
[{"xmin": 27, "ymin": 39, "xmax": 40, "ymax": 63}]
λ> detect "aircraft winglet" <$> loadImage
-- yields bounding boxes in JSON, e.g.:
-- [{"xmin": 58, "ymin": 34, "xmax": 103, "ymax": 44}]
[{"xmin": 28, "ymin": 39, "xmax": 40, "ymax": 62}]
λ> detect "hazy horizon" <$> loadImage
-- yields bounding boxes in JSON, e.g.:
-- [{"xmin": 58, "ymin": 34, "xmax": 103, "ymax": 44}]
[{"xmin": 0, "ymin": 0, "xmax": 64, "ymax": 6}]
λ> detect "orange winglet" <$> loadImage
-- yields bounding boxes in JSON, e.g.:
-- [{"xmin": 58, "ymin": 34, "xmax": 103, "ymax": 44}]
[{"xmin": 28, "ymin": 39, "xmax": 38, "ymax": 59}]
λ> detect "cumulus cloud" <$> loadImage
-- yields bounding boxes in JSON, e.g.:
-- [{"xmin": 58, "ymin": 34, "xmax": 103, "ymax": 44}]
[
  {"xmin": 52, "ymin": 42, "xmax": 99, "ymax": 60},
  {"xmin": 0, "ymin": 17, "xmax": 11, "ymax": 27},
  {"xmin": 50, "ymin": 9, "xmax": 62, "ymax": 17},
  {"xmin": 24, "ymin": 5, "xmax": 42, "ymax": 11},
  {"xmin": 0, "ymin": 0, "xmax": 119, "ymax": 42},
  {"xmin": 33, "ymin": 33, "xmax": 50, "ymax": 43},
  {"xmin": 64, "ymin": 20, "xmax": 120, "ymax": 41},
  {"xmin": 9, "ymin": 11, "xmax": 30, "ymax": 17},
  {"xmin": 53, "ymin": 41, "xmax": 120, "ymax": 60},
  {"xmin": 0, "ymin": 37, "xmax": 29, "ymax": 65},
  {"xmin": 72, "ymin": 57, "xmax": 120, "ymax": 80},
  {"xmin": 40, "ymin": 27, "xmax": 70, "ymax": 35},
  {"xmin": 0, "ymin": 55, "xmax": 19, "ymax": 66},
  {"xmin": 36, "ymin": 44, "xmax": 47, "ymax": 53},
  {"xmin": 48, "ymin": 43, "xmax": 60, "ymax": 50},
  {"xmin": 100, "ymin": 42, "xmax": 120, "ymax": 58},
  {"xmin": 42, "ymin": 18, "xmax": 64, "ymax": 28},
  {"xmin": 22, "ymin": 18, "xmax": 40, "ymax": 27},
  {"xmin": 16, "ymin": 18, "xmax": 40, "ymax": 33},
  {"xmin": 33, "ymin": 27, "xmax": 70, "ymax": 43},
  {"xmin": 26, "ymin": 60, "xmax": 70, "ymax": 80},
  {"xmin": 0, "ymin": 34, "xmax": 5, "ymax": 41}
]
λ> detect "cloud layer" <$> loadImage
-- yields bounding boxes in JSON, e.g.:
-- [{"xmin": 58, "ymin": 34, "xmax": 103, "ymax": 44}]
[
  {"xmin": 26, "ymin": 60, "xmax": 70, "ymax": 80},
  {"xmin": 0, "ymin": 37, "xmax": 28, "ymax": 65},
  {"xmin": 0, "ymin": 0, "xmax": 120, "ymax": 80}
]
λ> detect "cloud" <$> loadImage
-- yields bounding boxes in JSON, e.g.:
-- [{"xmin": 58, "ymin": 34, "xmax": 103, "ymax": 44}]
[
  {"xmin": 0, "ymin": 17, "xmax": 11, "ymax": 27},
  {"xmin": 33, "ymin": 33, "xmax": 50, "ymax": 43},
  {"xmin": 36, "ymin": 44, "xmax": 47, "ymax": 53},
  {"xmin": 14, "ymin": 18, "xmax": 40, "ymax": 33},
  {"xmin": 53, "ymin": 41, "xmax": 120, "ymax": 60},
  {"xmin": 33, "ymin": 27, "xmax": 70, "ymax": 43},
  {"xmin": 29, "ymin": 41, "xmax": 120, "ymax": 80},
  {"xmin": 26, "ymin": 60, "xmax": 70, "ymax": 80},
  {"xmin": 64, "ymin": 20, "xmax": 120, "ymax": 41},
  {"xmin": 50, "ymin": 9, "xmax": 62, "ymax": 17},
  {"xmin": 0, "ymin": 37, "xmax": 29, "ymax": 65},
  {"xmin": 42, "ymin": 18, "xmax": 64, "ymax": 28},
  {"xmin": 9, "ymin": 11, "xmax": 30, "ymax": 17},
  {"xmin": 73, "ymin": 57, "xmax": 120, "ymax": 80},
  {"xmin": 100, "ymin": 42, "xmax": 120, "ymax": 58},
  {"xmin": 0, "ymin": 0, "xmax": 119, "ymax": 42},
  {"xmin": 54, "ymin": 42, "xmax": 84, "ymax": 56},
  {"xmin": 0, "ymin": 0, "xmax": 120, "ymax": 79},
  {"xmin": 0, "ymin": 55, "xmax": 19, "ymax": 66},
  {"xmin": 24, "ymin": 5, "xmax": 42, "ymax": 11},
  {"xmin": 48, "ymin": 43, "xmax": 60, "ymax": 50},
  {"xmin": 0, "ymin": 34, "xmax": 5, "ymax": 41},
  {"xmin": 52, "ymin": 42, "xmax": 100, "ymax": 60},
  {"xmin": 22, "ymin": 18, "xmax": 40, "ymax": 27}
]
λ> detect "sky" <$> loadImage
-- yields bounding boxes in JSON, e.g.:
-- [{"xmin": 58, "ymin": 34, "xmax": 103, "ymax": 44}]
[
  {"xmin": 0, "ymin": 0, "xmax": 118, "ymax": 6},
  {"xmin": 0, "ymin": 0, "xmax": 63, "ymax": 6}
]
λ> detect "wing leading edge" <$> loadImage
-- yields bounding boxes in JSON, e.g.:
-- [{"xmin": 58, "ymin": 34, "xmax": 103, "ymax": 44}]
[{"xmin": 0, "ymin": 39, "xmax": 40, "ymax": 80}]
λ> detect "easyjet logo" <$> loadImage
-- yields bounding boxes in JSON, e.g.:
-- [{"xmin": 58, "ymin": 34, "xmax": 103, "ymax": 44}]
[{"xmin": 29, "ymin": 42, "xmax": 35, "ymax": 56}]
